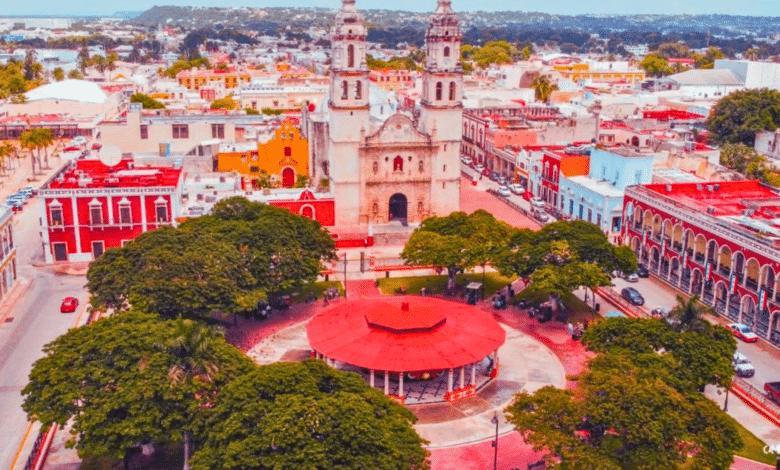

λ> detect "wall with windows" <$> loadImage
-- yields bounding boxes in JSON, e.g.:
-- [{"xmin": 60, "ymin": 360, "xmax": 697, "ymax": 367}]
[{"xmin": 0, "ymin": 205, "xmax": 17, "ymax": 304}]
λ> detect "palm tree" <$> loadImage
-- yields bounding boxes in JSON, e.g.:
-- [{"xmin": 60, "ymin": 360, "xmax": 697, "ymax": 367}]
[
  {"xmin": 531, "ymin": 73, "xmax": 557, "ymax": 103},
  {"xmin": 0, "ymin": 142, "xmax": 13, "ymax": 181},
  {"xmin": 106, "ymin": 52, "xmax": 119, "ymax": 80},
  {"xmin": 156, "ymin": 319, "xmax": 222, "ymax": 470},
  {"xmin": 18, "ymin": 129, "xmax": 40, "ymax": 177},
  {"xmin": 668, "ymin": 294, "xmax": 712, "ymax": 332},
  {"xmin": 52, "ymin": 67, "xmax": 65, "ymax": 81},
  {"xmin": 34, "ymin": 128, "xmax": 54, "ymax": 169}
]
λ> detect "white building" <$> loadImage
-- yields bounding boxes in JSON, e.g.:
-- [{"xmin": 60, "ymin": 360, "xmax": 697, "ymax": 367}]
[
  {"xmin": 716, "ymin": 59, "xmax": 780, "ymax": 90},
  {"xmin": 0, "ymin": 204, "xmax": 17, "ymax": 303}
]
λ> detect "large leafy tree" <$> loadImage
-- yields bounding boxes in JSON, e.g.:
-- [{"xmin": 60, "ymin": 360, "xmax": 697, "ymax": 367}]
[
  {"xmin": 507, "ymin": 319, "xmax": 742, "ymax": 470},
  {"xmin": 401, "ymin": 210, "xmax": 514, "ymax": 290},
  {"xmin": 22, "ymin": 311, "xmax": 254, "ymax": 459},
  {"xmin": 706, "ymin": 88, "xmax": 780, "ymax": 146},
  {"xmin": 86, "ymin": 197, "xmax": 336, "ymax": 319},
  {"xmin": 495, "ymin": 220, "xmax": 635, "ymax": 307},
  {"xmin": 189, "ymin": 360, "xmax": 429, "ymax": 470},
  {"xmin": 531, "ymin": 73, "xmax": 558, "ymax": 103}
]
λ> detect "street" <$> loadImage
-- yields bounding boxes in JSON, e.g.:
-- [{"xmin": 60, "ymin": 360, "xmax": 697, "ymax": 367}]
[{"xmin": 0, "ymin": 194, "xmax": 89, "ymax": 470}]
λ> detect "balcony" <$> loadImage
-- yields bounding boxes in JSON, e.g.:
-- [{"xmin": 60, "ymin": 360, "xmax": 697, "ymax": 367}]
[
  {"xmin": 673, "ymin": 242, "xmax": 683, "ymax": 252},
  {"xmin": 745, "ymin": 278, "xmax": 758, "ymax": 292},
  {"xmin": 694, "ymin": 253, "xmax": 705, "ymax": 263},
  {"xmin": 718, "ymin": 266, "xmax": 730, "ymax": 277}
]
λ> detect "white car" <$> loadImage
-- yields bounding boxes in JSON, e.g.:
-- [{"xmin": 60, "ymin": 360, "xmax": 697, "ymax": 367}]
[
  {"xmin": 71, "ymin": 136, "xmax": 87, "ymax": 146},
  {"xmin": 475, "ymin": 164, "xmax": 485, "ymax": 173},
  {"xmin": 509, "ymin": 183, "xmax": 524, "ymax": 195},
  {"xmin": 497, "ymin": 185, "xmax": 511, "ymax": 197},
  {"xmin": 733, "ymin": 352, "xmax": 755, "ymax": 377},
  {"xmin": 535, "ymin": 210, "xmax": 550, "ymax": 222},
  {"xmin": 530, "ymin": 197, "xmax": 546, "ymax": 209},
  {"xmin": 461, "ymin": 156, "xmax": 473, "ymax": 165}
]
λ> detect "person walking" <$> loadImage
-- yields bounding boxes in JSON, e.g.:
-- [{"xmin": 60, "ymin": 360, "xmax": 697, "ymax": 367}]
[{"xmin": 568, "ymin": 322, "xmax": 574, "ymax": 339}]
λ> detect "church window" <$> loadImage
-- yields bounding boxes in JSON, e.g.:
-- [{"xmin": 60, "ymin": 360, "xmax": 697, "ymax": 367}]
[
  {"xmin": 393, "ymin": 156, "xmax": 404, "ymax": 171},
  {"xmin": 373, "ymin": 161, "xmax": 378, "ymax": 174},
  {"xmin": 435, "ymin": 82, "xmax": 443, "ymax": 101},
  {"xmin": 449, "ymin": 81, "xmax": 456, "ymax": 100},
  {"xmin": 444, "ymin": 46, "xmax": 450, "ymax": 57},
  {"xmin": 341, "ymin": 81, "xmax": 348, "ymax": 99},
  {"xmin": 418, "ymin": 160, "xmax": 424, "ymax": 173},
  {"xmin": 284, "ymin": 147, "xmax": 292, "ymax": 157},
  {"xmin": 356, "ymin": 81, "xmax": 362, "ymax": 99},
  {"xmin": 347, "ymin": 44, "xmax": 355, "ymax": 68},
  {"xmin": 443, "ymin": 164, "xmax": 446, "ymax": 172},
  {"xmin": 408, "ymin": 156, "xmax": 412, "ymax": 161}
]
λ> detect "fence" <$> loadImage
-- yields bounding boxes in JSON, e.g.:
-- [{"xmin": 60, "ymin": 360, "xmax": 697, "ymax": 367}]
[{"xmin": 731, "ymin": 377, "xmax": 780, "ymax": 427}]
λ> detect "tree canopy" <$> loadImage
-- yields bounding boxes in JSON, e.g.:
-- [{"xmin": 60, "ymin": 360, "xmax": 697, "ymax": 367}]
[
  {"xmin": 210, "ymin": 96, "xmax": 238, "ymax": 111},
  {"xmin": 506, "ymin": 317, "xmax": 741, "ymax": 470},
  {"xmin": 131, "ymin": 92, "xmax": 166, "ymax": 109},
  {"xmin": 401, "ymin": 210, "xmax": 514, "ymax": 290},
  {"xmin": 706, "ymin": 88, "xmax": 780, "ymax": 146},
  {"xmin": 718, "ymin": 142, "xmax": 780, "ymax": 185},
  {"xmin": 495, "ymin": 220, "xmax": 636, "ymax": 300},
  {"xmin": 22, "ymin": 311, "xmax": 254, "ymax": 459},
  {"xmin": 189, "ymin": 360, "xmax": 429, "ymax": 470},
  {"xmin": 86, "ymin": 197, "xmax": 336, "ymax": 319}
]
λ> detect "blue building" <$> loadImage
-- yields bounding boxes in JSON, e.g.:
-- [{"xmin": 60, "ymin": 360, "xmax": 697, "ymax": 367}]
[{"xmin": 558, "ymin": 146, "xmax": 653, "ymax": 234}]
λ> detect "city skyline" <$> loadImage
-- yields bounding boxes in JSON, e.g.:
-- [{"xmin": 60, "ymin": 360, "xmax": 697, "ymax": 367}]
[{"xmin": 4, "ymin": 0, "xmax": 780, "ymax": 18}]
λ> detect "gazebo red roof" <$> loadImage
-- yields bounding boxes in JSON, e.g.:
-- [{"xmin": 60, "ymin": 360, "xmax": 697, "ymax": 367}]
[{"xmin": 306, "ymin": 297, "xmax": 506, "ymax": 373}]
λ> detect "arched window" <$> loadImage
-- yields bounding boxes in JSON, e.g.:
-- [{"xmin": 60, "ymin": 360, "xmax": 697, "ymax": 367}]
[
  {"xmin": 418, "ymin": 159, "xmax": 424, "ymax": 173},
  {"xmin": 356, "ymin": 80, "xmax": 362, "ymax": 100},
  {"xmin": 347, "ymin": 44, "xmax": 355, "ymax": 68},
  {"xmin": 444, "ymin": 46, "xmax": 450, "ymax": 57},
  {"xmin": 449, "ymin": 81, "xmax": 456, "ymax": 101},
  {"xmin": 284, "ymin": 146, "xmax": 292, "ymax": 157},
  {"xmin": 393, "ymin": 156, "xmax": 404, "ymax": 171},
  {"xmin": 435, "ymin": 82, "xmax": 443, "ymax": 101},
  {"xmin": 372, "ymin": 161, "xmax": 378, "ymax": 174},
  {"xmin": 341, "ymin": 81, "xmax": 348, "ymax": 99}
]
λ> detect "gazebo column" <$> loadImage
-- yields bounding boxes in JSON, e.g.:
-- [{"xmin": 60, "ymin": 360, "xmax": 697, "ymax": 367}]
[
  {"xmin": 448, "ymin": 368, "xmax": 454, "ymax": 392},
  {"xmin": 459, "ymin": 366, "xmax": 465, "ymax": 389},
  {"xmin": 370, "ymin": 369, "xmax": 375, "ymax": 388},
  {"xmin": 398, "ymin": 372, "xmax": 404, "ymax": 397},
  {"xmin": 384, "ymin": 370, "xmax": 389, "ymax": 395},
  {"xmin": 471, "ymin": 362, "xmax": 477, "ymax": 385}
]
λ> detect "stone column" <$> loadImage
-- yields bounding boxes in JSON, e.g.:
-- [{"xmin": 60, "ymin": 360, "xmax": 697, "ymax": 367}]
[
  {"xmin": 384, "ymin": 370, "xmax": 389, "ymax": 395},
  {"xmin": 370, "ymin": 369, "xmax": 375, "ymax": 388},
  {"xmin": 448, "ymin": 368, "xmax": 454, "ymax": 392},
  {"xmin": 471, "ymin": 362, "xmax": 477, "ymax": 385},
  {"xmin": 459, "ymin": 366, "xmax": 465, "ymax": 389},
  {"xmin": 398, "ymin": 372, "xmax": 404, "ymax": 398}
]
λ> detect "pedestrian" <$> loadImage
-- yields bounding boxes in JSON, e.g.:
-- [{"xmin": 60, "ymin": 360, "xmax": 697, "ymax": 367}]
[
  {"xmin": 568, "ymin": 322, "xmax": 574, "ymax": 339},
  {"xmin": 323, "ymin": 295, "xmax": 329, "ymax": 307}
]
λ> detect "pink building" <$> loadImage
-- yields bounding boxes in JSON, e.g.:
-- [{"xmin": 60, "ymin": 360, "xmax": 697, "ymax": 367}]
[{"xmin": 40, "ymin": 158, "xmax": 184, "ymax": 263}]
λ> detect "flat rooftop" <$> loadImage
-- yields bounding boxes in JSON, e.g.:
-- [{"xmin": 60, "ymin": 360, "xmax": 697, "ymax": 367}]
[{"xmin": 48, "ymin": 158, "xmax": 182, "ymax": 190}]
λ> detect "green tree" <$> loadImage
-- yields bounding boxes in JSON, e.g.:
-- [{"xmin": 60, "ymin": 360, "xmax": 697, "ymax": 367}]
[
  {"xmin": 130, "ymin": 92, "xmax": 166, "ymax": 109},
  {"xmin": 668, "ymin": 294, "xmax": 712, "ymax": 332},
  {"xmin": 401, "ymin": 210, "xmax": 514, "ymax": 291},
  {"xmin": 189, "ymin": 360, "xmax": 429, "ymax": 470},
  {"xmin": 22, "ymin": 311, "xmax": 254, "ymax": 460},
  {"xmin": 531, "ymin": 73, "xmax": 558, "ymax": 103},
  {"xmin": 640, "ymin": 54, "xmax": 672, "ymax": 78},
  {"xmin": 52, "ymin": 67, "xmax": 65, "ymax": 81},
  {"xmin": 67, "ymin": 69, "xmax": 83, "ymax": 79},
  {"xmin": 706, "ymin": 88, "xmax": 780, "ymax": 146},
  {"xmin": 106, "ymin": 51, "xmax": 118, "ymax": 79},
  {"xmin": 209, "ymin": 96, "xmax": 238, "ymax": 111},
  {"xmin": 655, "ymin": 42, "xmax": 690, "ymax": 59},
  {"xmin": 18, "ymin": 128, "xmax": 41, "ymax": 176},
  {"xmin": 33, "ymin": 128, "xmax": 54, "ymax": 169}
]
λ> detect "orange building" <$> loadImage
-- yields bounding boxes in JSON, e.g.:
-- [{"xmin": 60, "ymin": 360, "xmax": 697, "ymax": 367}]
[
  {"xmin": 217, "ymin": 119, "xmax": 308, "ymax": 187},
  {"xmin": 176, "ymin": 68, "xmax": 252, "ymax": 91},
  {"xmin": 554, "ymin": 63, "xmax": 645, "ymax": 84}
]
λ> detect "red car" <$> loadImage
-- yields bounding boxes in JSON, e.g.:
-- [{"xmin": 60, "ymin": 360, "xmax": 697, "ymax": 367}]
[
  {"xmin": 727, "ymin": 323, "xmax": 759, "ymax": 343},
  {"xmin": 522, "ymin": 191, "xmax": 534, "ymax": 201},
  {"xmin": 60, "ymin": 297, "xmax": 79, "ymax": 313},
  {"xmin": 63, "ymin": 146, "xmax": 81, "ymax": 152}
]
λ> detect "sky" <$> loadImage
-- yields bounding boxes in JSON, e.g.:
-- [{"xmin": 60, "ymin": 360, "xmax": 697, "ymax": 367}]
[{"xmin": 5, "ymin": 0, "xmax": 780, "ymax": 18}]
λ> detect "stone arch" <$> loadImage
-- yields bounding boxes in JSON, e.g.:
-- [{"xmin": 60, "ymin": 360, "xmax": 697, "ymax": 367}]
[
  {"xmin": 706, "ymin": 239, "xmax": 718, "ymax": 264},
  {"xmin": 745, "ymin": 258, "xmax": 760, "ymax": 291},
  {"xmin": 770, "ymin": 311, "xmax": 780, "ymax": 345},
  {"xmin": 714, "ymin": 281, "xmax": 728, "ymax": 315},
  {"xmin": 281, "ymin": 167, "xmax": 295, "ymax": 188},
  {"xmin": 643, "ymin": 210, "xmax": 653, "ymax": 231},
  {"xmin": 732, "ymin": 251, "xmax": 745, "ymax": 283},
  {"xmin": 436, "ymin": 81, "xmax": 443, "ymax": 101},
  {"xmin": 691, "ymin": 268, "xmax": 703, "ymax": 296},
  {"xmin": 718, "ymin": 245, "xmax": 732, "ymax": 275},
  {"xmin": 650, "ymin": 245, "xmax": 660, "ymax": 272},
  {"xmin": 393, "ymin": 156, "xmax": 404, "ymax": 172},
  {"xmin": 671, "ymin": 224, "xmax": 683, "ymax": 251},
  {"xmin": 761, "ymin": 265, "xmax": 776, "ymax": 296},
  {"xmin": 389, "ymin": 193, "xmax": 408, "ymax": 221},
  {"xmin": 662, "ymin": 219, "xmax": 673, "ymax": 242},
  {"xmin": 299, "ymin": 204, "xmax": 315, "ymax": 220},
  {"xmin": 631, "ymin": 236, "xmax": 641, "ymax": 255},
  {"xmin": 652, "ymin": 214, "xmax": 663, "ymax": 239},
  {"xmin": 741, "ymin": 295, "xmax": 756, "ymax": 328},
  {"xmin": 684, "ymin": 229, "xmax": 694, "ymax": 253},
  {"xmin": 670, "ymin": 257, "xmax": 681, "ymax": 285},
  {"xmin": 694, "ymin": 234, "xmax": 706, "ymax": 263},
  {"xmin": 727, "ymin": 291, "xmax": 742, "ymax": 322}
]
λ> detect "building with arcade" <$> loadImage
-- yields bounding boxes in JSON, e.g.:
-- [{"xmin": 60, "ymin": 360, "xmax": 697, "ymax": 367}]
[{"xmin": 623, "ymin": 180, "xmax": 780, "ymax": 346}]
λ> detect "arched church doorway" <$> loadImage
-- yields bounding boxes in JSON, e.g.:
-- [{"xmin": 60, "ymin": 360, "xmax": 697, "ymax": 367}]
[
  {"xmin": 389, "ymin": 193, "xmax": 408, "ymax": 222},
  {"xmin": 281, "ymin": 167, "xmax": 295, "ymax": 187}
]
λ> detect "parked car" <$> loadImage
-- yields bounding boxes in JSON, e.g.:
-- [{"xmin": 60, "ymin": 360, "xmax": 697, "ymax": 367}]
[
  {"xmin": 651, "ymin": 306, "xmax": 671, "ymax": 317},
  {"xmin": 269, "ymin": 294, "xmax": 291, "ymax": 310},
  {"xmin": 535, "ymin": 210, "xmax": 550, "ymax": 222},
  {"xmin": 64, "ymin": 146, "xmax": 81, "ymax": 152},
  {"xmin": 71, "ymin": 136, "xmax": 87, "ymax": 146},
  {"xmin": 620, "ymin": 287, "xmax": 645, "ymax": 306},
  {"xmin": 5, "ymin": 200, "xmax": 22, "ymax": 212},
  {"xmin": 530, "ymin": 197, "xmax": 546, "ymax": 209},
  {"xmin": 474, "ymin": 164, "xmax": 485, "ymax": 174},
  {"xmin": 60, "ymin": 297, "xmax": 79, "ymax": 313},
  {"xmin": 733, "ymin": 352, "xmax": 755, "ymax": 378},
  {"xmin": 509, "ymin": 183, "xmax": 524, "ymax": 195},
  {"xmin": 728, "ymin": 323, "xmax": 759, "ymax": 343},
  {"xmin": 489, "ymin": 171, "xmax": 499, "ymax": 181},
  {"xmin": 254, "ymin": 300, "xmax": 272, "ymax": 319},
  {"xmin": 482, "ymin": 168, "xmax": 491, "ymax": 177},
  {"xmin": 636, "ymin": 263, "xmax": 650, "ymax": 278},
  {"xmin": 765, "ymin": 381, "xmax": 780, "ymax": 404},
  {"xmin": 18, "ymin": 186, "xmax": 36, "ymax": 197},
  {"xmin": 497, "ymin": 185, "xmax": 511, "ymax": 197},
  {"xmin": 461, "ymin": 156, "xmax": 473, "ymax": 166},
  {"xmin": 618, "ymin": 271, "xmax": 639, "ymax": 282},
  {"xmin": 522, "ymin": 191, "xmax": 534, "ymax": 201},
  {"xmin": 497, "ymin": 175, "xmax": 507, "ymax": 185}
]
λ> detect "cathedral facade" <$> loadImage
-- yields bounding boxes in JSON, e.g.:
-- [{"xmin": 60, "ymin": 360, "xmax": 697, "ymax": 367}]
[{"xmin": 303, "ymin": 0, "xmax": 463, "ymax": 227}]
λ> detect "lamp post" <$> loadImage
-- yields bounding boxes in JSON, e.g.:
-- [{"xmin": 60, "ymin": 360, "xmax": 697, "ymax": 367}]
[
  {"xmin": 343, "ymin": 252, "xmax": 348, "ymax": 298},
  {"xmin": 491, "ymin": 411, "xmax": 499, "ymax": 470},
  {"xmin": 724, "ymin": 379, "xmax": 730, "ymax": 412}
]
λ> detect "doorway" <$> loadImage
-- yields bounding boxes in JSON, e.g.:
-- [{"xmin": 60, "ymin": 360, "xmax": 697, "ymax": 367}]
[{"xmin": 389, "ymin": 193, "xmax": 408, "ymax": 222}]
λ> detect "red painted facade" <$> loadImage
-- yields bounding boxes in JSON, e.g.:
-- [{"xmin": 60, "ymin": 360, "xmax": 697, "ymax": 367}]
[
  {"xmin": 269, "ymin": 189, "xmax": 335, "ymax": 227},
  {"xmin": 41, "ymin": 159, "xmax": 184, "ymax": 263},
  {"xmin": 622, "ymin": 181, "xmax": 780, "ymax": 347}
]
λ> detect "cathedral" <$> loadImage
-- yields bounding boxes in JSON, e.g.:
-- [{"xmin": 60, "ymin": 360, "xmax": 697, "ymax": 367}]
[{"xmin": 303, "ymin": 0, "xmax": 463, "ymax": 227}]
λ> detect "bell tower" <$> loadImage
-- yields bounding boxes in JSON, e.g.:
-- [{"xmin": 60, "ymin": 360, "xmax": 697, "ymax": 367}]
[{"xmin": 328, "ymin": 0, "xmax": 371, "ymax": 226}]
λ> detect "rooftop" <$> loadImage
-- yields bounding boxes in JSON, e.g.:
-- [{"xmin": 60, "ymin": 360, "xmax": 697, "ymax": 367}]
[
  {"xmin": 24, "ymin": 79, "xmax": 108, "ymax": 104},
  {"xmin": 47, "ymin": 158, "xmax": 182, "ymax": 190}
]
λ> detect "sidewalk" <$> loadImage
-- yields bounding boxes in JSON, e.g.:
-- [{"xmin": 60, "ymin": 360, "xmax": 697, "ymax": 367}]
[{"xmin": 0, "ymin": 142, "xmax": 67, "ymax": 201}]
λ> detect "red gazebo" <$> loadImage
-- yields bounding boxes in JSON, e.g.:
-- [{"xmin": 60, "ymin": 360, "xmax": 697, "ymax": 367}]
[{"xmin": 306, "ymin": 297, "xmax": 506, "ymax": 402}]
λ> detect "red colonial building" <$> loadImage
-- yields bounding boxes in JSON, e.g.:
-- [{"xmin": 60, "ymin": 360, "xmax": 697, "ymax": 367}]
[
  {"xmin": 40, "ymin": 158, "xmax": 184, "ymax": 263},
  {"xmin": 623, "ymin": 181, "xmax": 780, "ymax": 346}
]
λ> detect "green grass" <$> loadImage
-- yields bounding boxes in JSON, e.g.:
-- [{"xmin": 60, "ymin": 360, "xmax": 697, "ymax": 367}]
[
  {"xmin": 288, "ymin": 281, "xmax": 344, "ymax": 303},
  {"xmin": 730, "ymin": 413, "xmax": 777, "ymax": 465},
  {"xmin": 377, "ymin": 271, "xmax": 516, "ymax": 297}
]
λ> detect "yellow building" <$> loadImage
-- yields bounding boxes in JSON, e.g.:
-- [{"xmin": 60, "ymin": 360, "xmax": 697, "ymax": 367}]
[
  {"xmin": 176, "ymin": 69, "xmax": 252, "ymax": 91},
  {"xmin": 554, "ymin": 63, "xmax": 645, "ymax": 84},
  {"xmin": 217, "ymin": 119, "xmax": 308, "ymax": 188}
]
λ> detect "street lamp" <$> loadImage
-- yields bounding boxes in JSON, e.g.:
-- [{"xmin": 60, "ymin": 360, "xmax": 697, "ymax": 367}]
[
  {"xmin": 491, "ymin": 411, "xmax": 499, "ymax": 470},
  {"xmin": 343, "ymin": 252, "xmax": 348, "ymax": 298}
]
